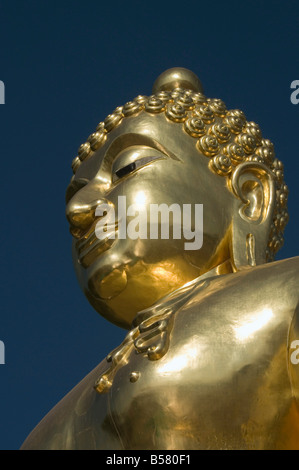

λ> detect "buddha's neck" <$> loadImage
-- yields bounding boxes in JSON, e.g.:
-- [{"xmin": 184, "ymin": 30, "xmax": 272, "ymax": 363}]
[{"xmin": 132, "ymin": 259, "xmax": 234, "ymax": 328}]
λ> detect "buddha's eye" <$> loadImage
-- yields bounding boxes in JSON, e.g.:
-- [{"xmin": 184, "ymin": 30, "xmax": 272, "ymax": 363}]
[
  {"xmin": 113, "ymin": 155, "xmax": 163, "ymax": 182},
  {"xmin": 115, "ymin": 161, "xmax": 136, "ymax": 179}
]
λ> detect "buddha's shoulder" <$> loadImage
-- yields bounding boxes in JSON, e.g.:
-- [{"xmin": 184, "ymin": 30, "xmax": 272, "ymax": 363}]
[
  {"xmin": 187, "ymin": 256, "xmax": 299, "ymax": 311},
  {"xmin": 220, "ymin": 256, "xmax": 299, "ymax": 289},
  {"xmin": 239, "ymin": 256, "xmax": 299, "ymax": 284},
  {"xmin": 165, "ymin": 256, "xmax": 299, "ymax": 341}
]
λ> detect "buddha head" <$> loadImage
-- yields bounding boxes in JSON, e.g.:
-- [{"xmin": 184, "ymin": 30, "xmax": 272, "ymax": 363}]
[{"xmin": 66, "ymin": 68, "xmax": 289, "ymax": 329}]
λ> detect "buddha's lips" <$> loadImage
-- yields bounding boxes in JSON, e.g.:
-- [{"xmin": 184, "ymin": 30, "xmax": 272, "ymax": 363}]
[{"xmin": 75, "ymin": 220, "xmax": 118, "ymax": 267}]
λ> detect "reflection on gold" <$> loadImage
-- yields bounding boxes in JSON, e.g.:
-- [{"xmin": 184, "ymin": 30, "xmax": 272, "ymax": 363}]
[
  {"xmin": 234, "ymin": 308, "xmax": 273, "ymax": 341},
  {"xmin": 133, "ymin": 190, "xmax": 146, "ymax": 208},
  {"xmin": 157, "ymin": 338, "xmax": 203, "ymax": 375}
]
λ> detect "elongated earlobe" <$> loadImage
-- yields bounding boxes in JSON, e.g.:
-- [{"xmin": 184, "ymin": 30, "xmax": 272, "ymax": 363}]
[{"xmin": 230, "ymin": 161, "xmax": 276, "ymax": 270}]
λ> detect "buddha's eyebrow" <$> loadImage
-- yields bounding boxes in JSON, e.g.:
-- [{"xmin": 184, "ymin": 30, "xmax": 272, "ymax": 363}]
[{"xmin": 101, "ymin": 133, "xmax": 180, "ymax": 173}]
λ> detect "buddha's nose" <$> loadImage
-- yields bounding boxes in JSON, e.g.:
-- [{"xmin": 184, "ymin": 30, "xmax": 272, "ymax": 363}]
[{"xmin": 66, "ymin": 186, "xmax": 107, "ymax": 239}]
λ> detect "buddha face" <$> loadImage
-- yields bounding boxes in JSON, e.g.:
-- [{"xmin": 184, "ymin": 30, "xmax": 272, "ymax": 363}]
[{"xmin": 66, "ymin": 111, "xmax": 239, "ymax": 328}]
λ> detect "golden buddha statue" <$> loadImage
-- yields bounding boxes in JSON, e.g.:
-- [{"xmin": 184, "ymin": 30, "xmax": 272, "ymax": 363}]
[{"xmin": 21, "ymin": 68, "xmax": 299, "ymax": 450}]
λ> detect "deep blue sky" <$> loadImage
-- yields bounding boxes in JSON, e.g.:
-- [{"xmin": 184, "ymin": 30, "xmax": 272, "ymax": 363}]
[{"xmin": 0, "ymin": 0, "xmax": 298, "ymax": 449}]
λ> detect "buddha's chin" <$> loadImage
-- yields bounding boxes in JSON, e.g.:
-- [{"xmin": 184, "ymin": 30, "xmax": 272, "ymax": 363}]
[
  {"xmin": 83, "ymin": 254, "xmax": 204, "ymax": 329},
  {"xmin": 89, "ymin": 265, "xmax": 128, "ymax": 300},
  {"xmin": 83, "ymin": 246, "xmax": 136, "ymax": 300},
  {"xmin": 85, "ymin": 277, "xmax": 161, "ymax": 330}
]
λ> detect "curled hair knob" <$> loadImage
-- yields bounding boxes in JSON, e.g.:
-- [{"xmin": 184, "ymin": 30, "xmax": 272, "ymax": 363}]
[{"xmin": 152, "ymin": 67, "xmax": 204, "ymax": 94}]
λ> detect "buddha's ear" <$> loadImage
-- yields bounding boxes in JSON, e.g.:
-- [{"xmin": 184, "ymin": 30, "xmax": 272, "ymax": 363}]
[{"xmin": 229, "ymin": 161, "xmax": 276, "ymax": 270}]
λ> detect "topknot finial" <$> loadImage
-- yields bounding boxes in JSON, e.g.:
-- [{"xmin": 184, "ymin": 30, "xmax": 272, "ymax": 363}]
[{"xmin": 152, "ymin": 67, "xmax": 204, "ymax": 94}]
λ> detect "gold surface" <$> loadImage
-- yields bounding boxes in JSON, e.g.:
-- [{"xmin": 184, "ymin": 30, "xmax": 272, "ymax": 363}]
[{"xmin": 21, "ymin": 68, "xmax": 299, "ymax": 450}]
